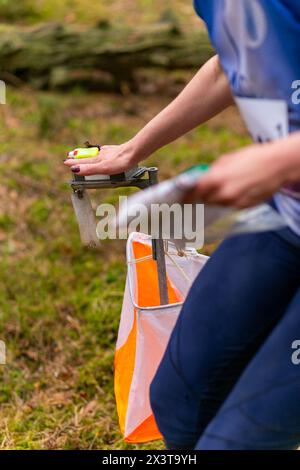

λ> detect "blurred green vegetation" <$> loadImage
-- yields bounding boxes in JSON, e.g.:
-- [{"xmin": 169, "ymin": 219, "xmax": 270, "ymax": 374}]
[
  {"xmin": 0, "ymin": 0, "xmax": 250, "ymax": 450},
  {"xmin": 0, "ymin": 0, "xmax": 199, "ymax": 28}
]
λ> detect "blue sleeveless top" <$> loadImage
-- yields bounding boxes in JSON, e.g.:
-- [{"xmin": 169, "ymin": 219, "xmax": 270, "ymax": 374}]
[{"xmin": 194, "ymin": 0, "xmax": 300, "ymax": 235}]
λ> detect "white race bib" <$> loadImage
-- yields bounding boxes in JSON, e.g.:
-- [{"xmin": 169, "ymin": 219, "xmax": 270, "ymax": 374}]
[{"xmin": 235, "ymin": 97, "xmax": 289, "ymax": 142}]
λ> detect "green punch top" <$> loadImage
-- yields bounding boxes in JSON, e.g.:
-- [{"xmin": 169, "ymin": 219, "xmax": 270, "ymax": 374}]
[{"xmin": 68, "ymin": 147, "xmax": 100, "ymax": 159}]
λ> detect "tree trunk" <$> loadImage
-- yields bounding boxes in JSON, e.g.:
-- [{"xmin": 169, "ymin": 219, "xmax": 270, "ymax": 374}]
[{"xmin": 0, "ymin": 22, "xmax": 214, "ymax": 91}]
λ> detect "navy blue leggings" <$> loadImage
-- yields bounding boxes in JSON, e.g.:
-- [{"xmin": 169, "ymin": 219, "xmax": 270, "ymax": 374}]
[{"xmin": 150, "ymin": 230, "xmax": 300, "ymax": 449}]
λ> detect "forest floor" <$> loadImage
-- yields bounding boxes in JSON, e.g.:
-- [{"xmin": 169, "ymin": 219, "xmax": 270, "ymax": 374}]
[
  {"xmin": 0, "ymin": 0, "xmax": 252, "ymax": 451},
  {"xmin": 0, "ymin": 85, "xmax": 249, "ymax": 449}
]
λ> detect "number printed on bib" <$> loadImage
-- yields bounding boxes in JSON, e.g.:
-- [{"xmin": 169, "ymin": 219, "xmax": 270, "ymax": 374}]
[{"xmin": 235, "ymin": 97, "xmax": 289, "ymax": 142}]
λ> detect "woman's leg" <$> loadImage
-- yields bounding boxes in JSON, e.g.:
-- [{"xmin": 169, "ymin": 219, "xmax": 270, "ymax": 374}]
[
  {"xmin": 195, "ymin": 287, "xmax": 300, "ymax": 450},
  {"xmin": 150, "ymin": 231, "xmax": 300, "ymax": 449}
]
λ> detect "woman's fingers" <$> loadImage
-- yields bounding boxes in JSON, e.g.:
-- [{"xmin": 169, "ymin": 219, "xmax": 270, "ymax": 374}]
[
  {"xmin": 70, "ymin": 158, "xmax": 128, "ymax": 176},
  {"xmin": 196, "ymin": 170, "xmax": 225, "ymax": 198},
  {"xmin": 64, "ymin": 156, "xmax": 102, "ymax": 166},
  {"xmin": 192, "ymin": 173, "xmax": 277, "ymax": 208},
  {"xmin": 64, "ymin": 145, "xmax": 130, "ymax": 174},
  {"xmin": 70, "ymin": 163, "xmax": 108, "ymax": 176},
  {"xmin": 64, "ymin": 142, "xmax": 138, "ymax": 176},
  {"xmin": 183, "ymin": 170, "xmax": 223, "ymax": 203}
]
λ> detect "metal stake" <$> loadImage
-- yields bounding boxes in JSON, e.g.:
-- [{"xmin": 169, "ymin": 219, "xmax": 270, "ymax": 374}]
[{"xmin": 148, "ymin": 168, "xmax": 169, "ymax": 306}]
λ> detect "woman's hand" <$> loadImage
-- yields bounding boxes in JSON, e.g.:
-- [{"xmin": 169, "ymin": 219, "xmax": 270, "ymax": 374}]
[
  {"xmin": 186, "ymin": 142, "xmax": 289, "ymax": 208},
  {"xmin": 64, "ymin": 141, "xmax": 138, "ymax": 175}
]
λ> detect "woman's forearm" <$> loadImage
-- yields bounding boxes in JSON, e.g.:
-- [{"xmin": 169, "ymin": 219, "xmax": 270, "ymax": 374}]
[
  {"xmin": 64, "ymin": 56, "xmax": 234, "ymax": 176},
  {"xmin": 130, "ymin": 55, "xmax": 233, "ymax": 161},
  {"xmin": 271, "ymin": 131, "xmax": 300, "ymax": 183}
]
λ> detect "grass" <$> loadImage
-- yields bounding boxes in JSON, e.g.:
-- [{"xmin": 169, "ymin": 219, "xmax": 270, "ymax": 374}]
[
  {"xmin": 0, "ymin": 84, "xmax": 250, "ymax": 449},
  {"xmin": 0, "ymin": 0, "xmax": 250, "ymax": 449}
]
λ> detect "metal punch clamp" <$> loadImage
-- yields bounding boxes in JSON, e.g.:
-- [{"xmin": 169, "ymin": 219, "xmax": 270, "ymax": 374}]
[{"xmin": 69, "ymin": 144, "xmax": 169, "ymax": 305}]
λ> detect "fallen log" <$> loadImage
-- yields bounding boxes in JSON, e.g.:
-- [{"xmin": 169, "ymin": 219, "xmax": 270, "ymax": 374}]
[{"xmin": 0, "ymin": 21, "xmax": 214, "ymax": 91}]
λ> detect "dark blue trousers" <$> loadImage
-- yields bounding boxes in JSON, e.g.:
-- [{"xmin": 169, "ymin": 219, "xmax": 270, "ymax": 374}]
[{"xmin": 150, "ymin": 229, "xmax": 300, "ymax": 449}]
